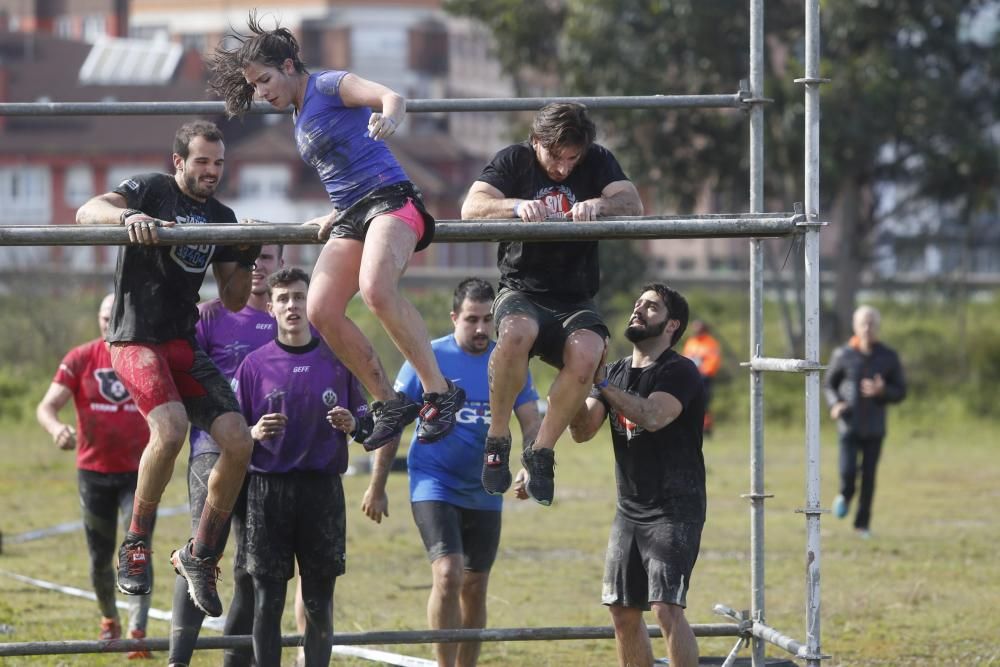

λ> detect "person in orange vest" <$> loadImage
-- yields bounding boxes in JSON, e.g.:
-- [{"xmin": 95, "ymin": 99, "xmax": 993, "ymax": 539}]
[{"xmin": 682, "ymin": 321, "xmax": 722, "ymax": 436}]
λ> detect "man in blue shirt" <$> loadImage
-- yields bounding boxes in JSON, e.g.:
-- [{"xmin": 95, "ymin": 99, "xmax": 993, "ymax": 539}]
[{"xmin": 339, "ymin": 278, "xmax": 540, "ymax": 667}]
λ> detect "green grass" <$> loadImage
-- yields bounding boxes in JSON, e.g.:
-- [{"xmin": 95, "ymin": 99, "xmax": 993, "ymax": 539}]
[{"xmin": 1, "ymin": 413, "xmax": 998, "ymax": 666}]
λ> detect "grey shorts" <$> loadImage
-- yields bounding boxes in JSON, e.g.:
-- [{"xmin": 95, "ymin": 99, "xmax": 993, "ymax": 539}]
[
  {"xmin": 238, "ymin": 471, "xmax": 346, "ymax": 581},
  {"xmin": 330, "ymin": 181, "xmax": 435, "ymax": 252},
  {"xmin": 602, "ymin": 513, "xmax": 703, "ymax": 610},
  {"xmin": 492, "ymin": 287, "xmax": 608, "ymax": 368},
  {"xmin": 410, "ymin": 501, "xmax": 501, "ymax": 572}
]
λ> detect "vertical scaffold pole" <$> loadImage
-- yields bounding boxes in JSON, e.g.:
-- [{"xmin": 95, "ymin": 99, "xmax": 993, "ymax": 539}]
[
  {"xmin": 801, "ymin": 0, "xmax": 825, "ymax": 664},
  {"xmin": 748, "ymin": 0, "xmax": 767, "ymax": 665}
]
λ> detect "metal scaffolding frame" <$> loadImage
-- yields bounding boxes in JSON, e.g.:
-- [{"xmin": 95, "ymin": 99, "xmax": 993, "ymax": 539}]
[{"xmin": 0, "ymin": 1, "xmax": 826, "ymax": 664}]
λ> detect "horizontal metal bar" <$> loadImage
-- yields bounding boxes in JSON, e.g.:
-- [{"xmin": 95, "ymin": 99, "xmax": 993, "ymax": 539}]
[
  {"xmin": 0, "ymin": 93, "xmax": 746, "ymax": 118},
  {"xmin": 750, "ymin": 621, "xmax": 829, "ymax": 660},
  {"xmin": 742, "ymin": 357, "xmax": 825, "ymax": 373},
  {"xmin": 0, "ymin": 624, "xmax": 742, "ymax": 656},
  {"xmin": 0, "ymin": 215, "xmax": 799, "ymax": 247}
]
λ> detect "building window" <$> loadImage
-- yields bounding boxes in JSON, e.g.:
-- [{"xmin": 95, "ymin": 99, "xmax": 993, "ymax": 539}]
[
  {"xmin": 82, "ymin": 14, "xmax": 108, "ymax": 43},
  {"xmin": 180, "ymin": 33, "xmax": 207, "ymax": 53},
  {"xmin": 0, "ymin": 166, "xmax": 52, "ymax": 224},
  {"xmin": 239, "ymin": 165, "xmax": 291, "ymax": 199},
  {"xmin": 54, "ymin": 16, "xmax": 75, "ymax": 39},
  {"xmin": 64, "ymin": 166, "xmax": 94, "ymax": 208}
]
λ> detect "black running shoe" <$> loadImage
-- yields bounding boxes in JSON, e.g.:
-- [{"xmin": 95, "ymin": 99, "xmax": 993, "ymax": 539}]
[
  {"xmin": 481, "ymin": 435, "xmax": 513, "ymax": 495},
  {"xmin": 116, "ymin": 538, "xmax": 152, "ymax": 595},
  {"xmin": 416, "ymin": 380, "xmax": 466, "ymax": 443},
  {"xmin": 522, "ymin": 445, "xmax": 556, "ymax": 506},
  {"xmin": 363, "ymin": 392, "xmax": 421, "ymax": 452},
  {"xmin": 170, "ymin": 540, "xmax": 223, "ymax": 617}
]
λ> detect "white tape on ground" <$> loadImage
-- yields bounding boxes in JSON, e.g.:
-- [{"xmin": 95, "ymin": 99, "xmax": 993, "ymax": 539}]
[
  {"xmin": 0, "ymin": 568, "xmax": 225, "ymax": 631},
  {"xmin": 6, "ymin": 504, "xmax": 190, "ymax": 544},
  {"xmin": 0, "ymin": 569, "xmax": 436, "ymax": 665}
]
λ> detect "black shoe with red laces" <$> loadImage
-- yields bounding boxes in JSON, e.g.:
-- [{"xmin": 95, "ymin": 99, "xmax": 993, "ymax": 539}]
[
  {"xmin": 170, "ymin": 540, "xmax": 223, "ymax": 617},
  {"xmin": 416, "ymin": 380, "xmax": 466, "ymax": 443},
  {"xmin": 116, "ymin": 538, "xmax": 152, "ymax": 596}
]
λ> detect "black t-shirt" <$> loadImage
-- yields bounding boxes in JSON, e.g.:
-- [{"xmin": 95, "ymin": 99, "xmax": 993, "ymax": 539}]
[
  {"xmin": 477, "ymin": 142, "xmax": 628, "ymax": 301},
  {"xmin": 597, "ymin": 349, "xmax": 707, "ymax": 523},
  {"xmin": 108, "ymin": 173, "xmax": 241, "ymax": 344}
]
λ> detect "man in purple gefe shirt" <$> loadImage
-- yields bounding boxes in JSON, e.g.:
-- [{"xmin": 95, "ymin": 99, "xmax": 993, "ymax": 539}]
[
  {"xmin": 169, "ymin": 244, "xmax": 283, "ymax": 667},
  {"xmin": 232, "ymin": 267, "xmax": 366, "ymax": 667}
]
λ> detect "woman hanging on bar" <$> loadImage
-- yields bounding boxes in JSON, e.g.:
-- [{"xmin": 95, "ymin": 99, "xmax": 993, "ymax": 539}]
[{"xmin": 209, "ymin": 13, "xmax": 465, "ymax": 454}]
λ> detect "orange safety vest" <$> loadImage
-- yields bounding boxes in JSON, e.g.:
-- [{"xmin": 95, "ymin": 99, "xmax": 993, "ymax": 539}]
[{"xmin": 682, "ymin": 333, "xmax": 721, "ymax": 378}]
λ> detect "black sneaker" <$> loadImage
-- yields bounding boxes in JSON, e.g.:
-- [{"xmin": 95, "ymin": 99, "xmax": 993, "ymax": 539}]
[
  {"xmin": 416, "ymin": 380, "xmax": 466, "ymax": 443},
  {"xmin": 481, "ymin": 435, "xmax": 512, "ymax": 495},
  {"xmin": 522, "ymin": 445, "xmax": 556, "ymax": 506},
  {"xmin": 170, "ymin": 540, "xmax": 223, "ymax": 617},
  {"xmin": 363, "ymin": 392, "xmax": 420, "ymax": 452},
  {"xmin": 117, "ymin": 538, "xmax": 152, "ymax": 595}
]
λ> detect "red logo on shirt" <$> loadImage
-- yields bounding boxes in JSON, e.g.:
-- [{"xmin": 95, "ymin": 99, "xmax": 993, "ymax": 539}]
[
  {"xmin": 537, "ymin": 186, "xmax": 575, "ymax": 217},
  {"xmin": 615, "ymin": 412, "xmax": 640, "ymax": 441}
]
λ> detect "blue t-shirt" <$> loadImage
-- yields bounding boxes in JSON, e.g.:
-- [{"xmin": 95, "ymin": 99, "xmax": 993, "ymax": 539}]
[
  {"xmin": 396, "ymin": 335, "xmax": 539, "ymax": 511},
  {"xmin": 294, "ymin": 70, "xmax": 408, "ymax": 210}
]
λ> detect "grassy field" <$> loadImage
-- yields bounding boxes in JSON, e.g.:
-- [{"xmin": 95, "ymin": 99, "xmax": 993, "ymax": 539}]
[{"xmin": 1, "ymin": 410, "xmax": 998, "ymax": 666}]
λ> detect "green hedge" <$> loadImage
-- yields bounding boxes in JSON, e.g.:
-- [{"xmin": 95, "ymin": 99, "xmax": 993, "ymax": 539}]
[{"xmin": 2, "ymin": 288, "xmax": 997, "ymax": 427}]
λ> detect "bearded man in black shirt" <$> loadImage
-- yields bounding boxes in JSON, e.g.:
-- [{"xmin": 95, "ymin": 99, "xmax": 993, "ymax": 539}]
[
  {"xmin": 461, "ymin": 102, "xmax": 643, "ymax": 506},
  {"xmin": 76, "ymin": 120, "xmax": 259, "ymax": 619},
  {"xmin": 570, "ymin": 283, "xmax": 705, "ymax": 667}
]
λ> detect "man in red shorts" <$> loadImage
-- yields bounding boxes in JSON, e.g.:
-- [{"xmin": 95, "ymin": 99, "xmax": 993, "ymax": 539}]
[
  {"xmin": 36, "ymin": 293, "xmax": 154, "ymax": 658},
  {"xmin": 75, "ymin": 120, "xmax": 259, "ymax": 618}
]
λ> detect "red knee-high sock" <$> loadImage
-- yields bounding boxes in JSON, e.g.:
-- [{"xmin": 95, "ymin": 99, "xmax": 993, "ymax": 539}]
[
  {"xmin": 193, "ymin": 499, "xmax": 231, "ymax": 559},
  {"xmin": 126, "ymin": 495, "xmax": 158, "ymax": 541}
]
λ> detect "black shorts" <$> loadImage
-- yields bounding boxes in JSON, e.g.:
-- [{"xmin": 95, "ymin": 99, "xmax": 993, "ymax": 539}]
[
  {"xmin": 492, "ymin": 288, "xmax": 609, "ymax": 368},
  {"xmin": 238, "ymin": 471, "xmax": 347, "ymax": 581},
  {"xmin": 330, "ymin": 181, "xmax": 435, "ymax": 252},
  {"xmin": 602, "ymin": 513, "xmax": 703, "ymax": 610},
  {"xmin": 410, "ymin": 501, "xmax": 501, "ymax": 572}
]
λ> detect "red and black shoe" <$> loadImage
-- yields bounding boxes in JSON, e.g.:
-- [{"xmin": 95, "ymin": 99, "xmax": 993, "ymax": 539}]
[
  {"xmin": 127, "ymin": 628, "xmax": 152, "ymax": 660},
  {"xmin": 416, "ymin": 380, "xmax": 466, "ymax": 443},
  {"xmin": 481, "ymin": 435, "xmax": 513, "ymax": 495},
  {"xmin": 116, "ymin": 538, "xmax": 152, "ymax": 596},
  {"xmin": 99, "ymin": 616, "xmax": 121, "ymax": 641},
  {"xmin": 362, "ymin": 392, "xmax": 421, "ymax": 452},
  {"xmin": 170, "ymin": 539, "xmax": 223, "ymax": 617}
]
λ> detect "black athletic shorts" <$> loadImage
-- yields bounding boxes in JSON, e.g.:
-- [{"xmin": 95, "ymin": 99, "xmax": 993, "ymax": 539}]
[
  {"xmin": 238, "ymin": 471, "xmax": 347, "ymax": 581},
  {"xmin": 411, "ymin": 500, "xmax": 501, "ymax": 572},
  {"xmin": 602, "ymin": 512, "xmax": 703, "ymax": 610},
  {"xmin": 329, "ymin": 181, "xmax": 435, "ymax": 252},
  {"xmin": 492, "ymin": 287, "xmax": 609, "ymax": 368}
]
